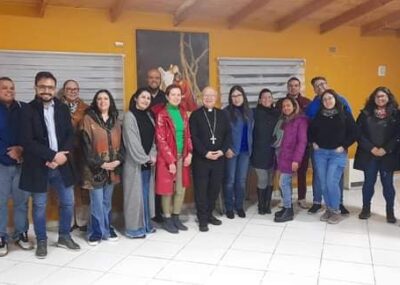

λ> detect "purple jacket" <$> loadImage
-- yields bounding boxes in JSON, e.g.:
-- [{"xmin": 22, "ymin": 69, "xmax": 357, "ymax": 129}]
[{"xmin": 277, "ymin": 115, "xmax": 308, "ymax": 174}]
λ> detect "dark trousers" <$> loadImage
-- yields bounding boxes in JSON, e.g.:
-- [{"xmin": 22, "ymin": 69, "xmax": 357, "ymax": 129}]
[
  {"xmin": 192, "ymin": 156, "xmax": 225, "ymax": 226},
  {"xmin": 297, "ymin": 147, "xmax": 310, "ymax": 200},
  {"xmin": 362, "ymin": 159, "xmax": 395, "ymax": 208},
  {"xmin": 155, "ymin": 194, "xmax": 163, "ymax": 219}
]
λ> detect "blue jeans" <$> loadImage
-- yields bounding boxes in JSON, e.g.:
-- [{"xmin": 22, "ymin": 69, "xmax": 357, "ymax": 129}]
[
  {"xmin": 32, "ymin": 169, "xmax": 74, "ymax": 241},
  {"xmin": 314, "ymin": 148, "xmax": 347, "ymax": 212},
  {"xmin": 126, "ymin": 170, "xmax": 154, "ymax": 238},
  {"xmin": 88, "ymin": 183, "xmax": 114, "ymax": 240},
  {"xmin": 0, "ymin": 164, "xmax": 30, "ymax": 241},
  {"xmin": 312, "ymin": 149, "xmax": 345, "ymax": 205},
  {"xmin": 362, "ymin": 159, "xmax": 395, "ymax": 208},
  {"xmin": 223, "ymin": 152, "xmax": 250, "ymax": 211},
  {"xmin": 279, "ymin": 173, "xmax": 293, "ymax": 208}
]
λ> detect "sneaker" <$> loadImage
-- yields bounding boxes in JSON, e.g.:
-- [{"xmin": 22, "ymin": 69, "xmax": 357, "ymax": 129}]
[
  {"xmin": 15, "ymin": 232, "xmax": 34, "ymax": 250},
  {"xmin": 340, "ymin": 204, "xmax": 350, "ymax": 215},
  {"xmin": 297, "ymin": 199, "xmax": 308, "ymax": 209},
  {"xmin": 35, "ymin": 240, "xmax": 47, "ymax": 259},
  {"xmin": 308, "ymin": 204, "xmax": 322, "ymax": 214},
  {"xmin": 87, "ymin": 236, "xmax": 101, "ymax": 246},
  {"xmin": 320, "ymin": 210, "xmax": 331, "ymax": 222},
  {"xmin": 109, "ymin": 228, "xmax": 119, "ymax": 241},
  {"xmin": 57, "ymin": 236, "xmax": 81, "ymax": 250},
  {"xmin": 226, "ymin": 210, "xmax": 234, "ymax": 219},
  {"xmin": 237, "ymin": 209, "xmax": 246, "ymax": 218},
  {"xmin": 0, "ymin": 237, "xmax": 8, "ymax": 257},
  {"xmin": 208, "ymin": 216, "xmax": 222, "ymax": 226},
  {"xmin": 328, "ymin": 212, "xmax": 342, "ymax": 224}
]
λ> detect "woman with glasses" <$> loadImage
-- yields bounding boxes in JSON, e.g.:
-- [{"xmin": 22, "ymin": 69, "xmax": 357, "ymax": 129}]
[{"xmin": 354, "ymin": 86, "xmax": 400, "ymax": 223}]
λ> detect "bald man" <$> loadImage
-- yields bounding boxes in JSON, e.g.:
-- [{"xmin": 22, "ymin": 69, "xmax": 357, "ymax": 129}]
[{"xmin": 189, "ymin": 87, "xmax": 231, "ymax": 232}]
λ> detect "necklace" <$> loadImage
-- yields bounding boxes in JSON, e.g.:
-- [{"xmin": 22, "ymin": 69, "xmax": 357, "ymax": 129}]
[{"xmin": 203, "ymin": 108, "xmax": 217, "ymax": 144}]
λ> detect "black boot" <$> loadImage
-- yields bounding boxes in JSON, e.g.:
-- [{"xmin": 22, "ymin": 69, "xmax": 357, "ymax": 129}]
[
  {"xmin": 264, "ymin": 186, "xmax": 273, "ymax": 214},
  {"xmin": 163, "ymin": 217, "xmax": 179, "ymax": 234},
  {"xmin": 257, "ymin": 188, "xmax": 266, "ymax": 215},
  {"xmin": 274, "ymin": 207, "xmax": 285, "ymax": 218},
  {"xmin": 386, "ymin": 206, "xmax": 397, "ymax": 224},
  {"xmin": 358, "ymin": 205, "xmax": 371, "ymax": 220},
  {"xmin": 274, "ymin": 206, "xmax": 294, "ymax": 223},
  {"xmin": 172, "ymin": 214, "xmax": 188, "ymax": 230}
]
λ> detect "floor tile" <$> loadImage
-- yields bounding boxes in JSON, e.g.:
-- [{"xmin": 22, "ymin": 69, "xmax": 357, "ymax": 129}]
[
  {"xmin": 275, "ymin": 240, "xmax": 323, "ymax": 258},
  {"xmin": 374, "ymin": 265, "xmax": 400, "ymax": 285},
  {"xmin": 280, "ymin": 227, "xmax": 325, "ymax": 243},
  {"xmin": 240, "ymin": 224, "xmax": 284, "ymax": 238},
  {"xmin": 39, "ymin": 267, "xmax": 103, "ymax": 285},
  {"xmin": 262, "ymin": 271, "xmax": 318, "ymax": 285},
  {"xmin": 320, "ymin": 260, "xmax": 374, "ymax": 284},
  {"xmin": 267, "ymin": 254, "xmax": 320, "ymax": 277},
  {"xmin": 0, "ymin": 262, "xmax": 59, "ymax": 285},
  {"xmin": 66, "ymin": 250, "xmax": 125, "ymax": 272},
  {"xmin": 323, "ymin": 244, "xmax": 372, "ymax": 264},
  {"xmin": 231, "ymin": 234, "xmax": 278, "ymax": 253},
  {"xmin": 371, "ymin": 248, "xmax": 400, "ymax": 267},
  {"xmin": 174, "ymin": 244, "xmax": 227, "ymax": 264},
  {"xmin": 324, "ymin": 231, "xmax": 370, "ymax": 248},
  {"xmin": 131, "ymin": 240, "xmax": 185, "ymax": 259},
  {"xmin": 219, "ymin": 249, "xmax": 272, "ymax": 270},
  {"xmin": 110, "ymin": 256, "xmax": 169, "ymax": 278},
  {"xmin": 94, "ymin": 272, "xmax": 149, "ymax": 285},
  {"xmin": 155, "ymin": 261, "xmax": 215, "ymax": 284},
  {"xmin": 206, "ymin": 265, "xmax": 264, "ymax": 285}
]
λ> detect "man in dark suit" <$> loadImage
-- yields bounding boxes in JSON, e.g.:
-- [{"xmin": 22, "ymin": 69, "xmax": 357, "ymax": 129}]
[{"xmin": 20, "ymin": 71, "xmax": 80, "ymax": 259}]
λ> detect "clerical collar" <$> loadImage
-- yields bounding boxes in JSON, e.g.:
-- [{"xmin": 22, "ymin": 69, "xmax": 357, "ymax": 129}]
[{"xmin": 203, "ymin": 106, "xmax": 214, "ymax": 112}]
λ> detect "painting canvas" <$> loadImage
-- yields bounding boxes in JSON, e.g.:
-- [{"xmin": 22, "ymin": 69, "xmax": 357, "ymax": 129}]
[{"xmin": 136, "ymin": 29, "xmax": 209, "ymax": 111}]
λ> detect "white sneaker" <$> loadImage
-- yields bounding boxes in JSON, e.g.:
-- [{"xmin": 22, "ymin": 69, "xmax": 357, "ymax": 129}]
[
  {"xmin": 0, "ymin": 237, "xmax": 8, "ymax": 257},
  {"xmin": 297, "ymin": 199, "xmax": 308, "ymax": 209}
]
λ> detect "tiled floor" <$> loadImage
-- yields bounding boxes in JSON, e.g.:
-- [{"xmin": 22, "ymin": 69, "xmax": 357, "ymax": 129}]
[{"xmin": 1, "ymin": 186, "xmax": 400, "ymax": 285}]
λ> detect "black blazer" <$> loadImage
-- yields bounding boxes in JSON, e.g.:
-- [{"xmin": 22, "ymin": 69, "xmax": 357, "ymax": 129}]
[{"xmin": 20, "ymin": 97, "xmax": 75, "ymax": 193}]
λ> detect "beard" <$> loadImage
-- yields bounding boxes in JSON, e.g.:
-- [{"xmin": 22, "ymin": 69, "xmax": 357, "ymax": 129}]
[{"xmin": 37, "ymin": 93, "xmax": 54, "ymax": 103}]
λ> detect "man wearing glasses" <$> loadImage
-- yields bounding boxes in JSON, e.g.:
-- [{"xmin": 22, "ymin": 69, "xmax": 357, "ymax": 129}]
[
  {"xmin": 20, "ymin": 72, "xmax": 80, "ymax": 259},
  {"xmin": 306, "ymin": 76, "xmax": 353, "ymax": 215}
]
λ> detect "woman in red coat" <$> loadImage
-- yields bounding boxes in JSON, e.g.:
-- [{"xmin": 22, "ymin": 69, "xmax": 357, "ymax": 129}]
[{"xmin": 155, "ymin": 84, "xmax": 193, "ymax": 234}]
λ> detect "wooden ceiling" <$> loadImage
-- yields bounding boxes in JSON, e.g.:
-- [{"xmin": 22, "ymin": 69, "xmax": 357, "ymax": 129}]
[{"xmin": 2, "ymin": 0, "xmax": 400, "ymax": 36}]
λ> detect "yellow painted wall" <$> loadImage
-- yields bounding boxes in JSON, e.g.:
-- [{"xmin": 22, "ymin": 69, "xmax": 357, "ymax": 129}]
[{"xmin": 1, "ymin": 6, "xmax": 400, "ymax": 110}]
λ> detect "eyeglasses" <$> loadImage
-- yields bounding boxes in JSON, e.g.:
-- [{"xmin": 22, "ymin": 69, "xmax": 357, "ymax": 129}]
[
  {"xmin": 65, "ymin": 87, "xmax": 79, "ymax": 92},
  {"xmin": 36, "ymin": 85, "xmax": 56, "ymax": 91}
]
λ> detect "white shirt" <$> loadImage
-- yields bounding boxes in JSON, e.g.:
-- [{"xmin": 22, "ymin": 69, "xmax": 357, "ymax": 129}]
[{"xmin": 43, "ymin": 101, "xmax": 59, "ymax": 152}]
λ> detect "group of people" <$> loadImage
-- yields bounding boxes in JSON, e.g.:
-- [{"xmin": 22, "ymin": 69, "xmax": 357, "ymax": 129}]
[{"xmin": 0, "ymin": 69, "xmax": 398, "ymax": 260}]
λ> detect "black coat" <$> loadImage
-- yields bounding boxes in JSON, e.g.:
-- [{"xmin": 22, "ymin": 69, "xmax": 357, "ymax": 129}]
[
  {"xmin": 354, "ymin": 109, "xmax": 400, "ymax": 171},
  {"xmin": 250, "ymin": 105, "xmax": 280, "ymax": 170},
  {"xmin": 19, "ymin": 97, "xmax": 75, "ymax": 193}
]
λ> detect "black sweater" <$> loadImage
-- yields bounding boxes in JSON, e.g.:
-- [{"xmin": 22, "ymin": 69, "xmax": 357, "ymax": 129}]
[
  {"xmin": 309, "ymin": 111, "xmax": 357, "ymax": 149},
  {"xmin": 189, "ymin": 107, "xmax": 232, "ymax": 158}
]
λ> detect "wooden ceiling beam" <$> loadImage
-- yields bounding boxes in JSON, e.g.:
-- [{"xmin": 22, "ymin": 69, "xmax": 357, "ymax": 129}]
[
  {"xmin": 109, "ymin": 0, "xmax": 127, "ymax": 22},
  {"xmin": 38, "ymin": 0, "xmax": 48, "ymax": 17},
  {"xmin": 275, "ymin": 0, "xmax": 335, "ymax": 31},
  {"xmin": 227, "ymin": 0, "xmax": 273, "ymax": 29},
  {"xmin": 361, "ymin": 9, "xmax": 400, "ymax": 35},
  {"xmin": 320, "ymin": 0, "xmax": 394, "ymax": 34},
  {"xmin": 173, "ymin": 0, "xmax": 199, "ymax": 26}
]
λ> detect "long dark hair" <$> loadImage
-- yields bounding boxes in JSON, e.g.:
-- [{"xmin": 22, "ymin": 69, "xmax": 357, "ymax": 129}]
[
  {"xmin": 318, "ymin": 89, "xmax": 345, "ymax": 113},
  {"xmin": 129, "ymin": 87, "xmax": 152, "ymax": 112},
  {"xmin": 227, "ymin": 85, "xmax": 251, "ymax": 122},
  {"xmin": 364, "ymin": 86, "xmax": 398, "ymax": 114},
  {"xmin": 90, "ymin": 89, "xmax": 118, "ymax": 119}
]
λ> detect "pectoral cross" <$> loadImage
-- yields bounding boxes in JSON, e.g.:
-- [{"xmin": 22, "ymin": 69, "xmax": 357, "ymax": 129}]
[{"xmin": 210, "ymin": 135, "xmax": 217, "ymax": 145}]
